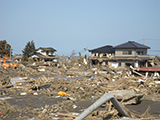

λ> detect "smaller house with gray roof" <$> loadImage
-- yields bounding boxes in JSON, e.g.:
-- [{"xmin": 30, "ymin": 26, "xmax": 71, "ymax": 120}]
[
  {"xmin": 89, "ymin": 45, "xmax": 115, "ymax": 58},
  {"xmin": 89, "ymin": 45, "xmax": 115, "ymax": 65}
]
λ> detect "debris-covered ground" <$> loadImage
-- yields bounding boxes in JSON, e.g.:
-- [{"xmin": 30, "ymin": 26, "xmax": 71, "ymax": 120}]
[{"xmin": 0, "ymin": 57, "xmax": 160, "ymax": 120}]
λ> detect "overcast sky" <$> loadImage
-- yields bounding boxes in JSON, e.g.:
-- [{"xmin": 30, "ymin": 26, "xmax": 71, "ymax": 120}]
[{"xmin": 0, "ymin": 0, "xmax": 160, "ymax": 56}]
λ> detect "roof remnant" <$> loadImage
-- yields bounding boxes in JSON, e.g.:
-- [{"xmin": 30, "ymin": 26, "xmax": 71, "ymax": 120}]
[
  {"xmin": 33, "ymin": 53, "xmax": 56, "ymax": 59},
  {"xmin": 113, "ymin": 41, "xmax": 150, "ymax": 49},
  {"xmin": 37, "ymin": 47, "xmax": 57, "ymax": 51},
  {"xmin": 89, "ymin": 45, "xmax": 115, "ymax": 53}
]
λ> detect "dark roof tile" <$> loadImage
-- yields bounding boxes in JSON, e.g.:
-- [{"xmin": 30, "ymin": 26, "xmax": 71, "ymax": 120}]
[
  {"xmin": 89, "ymin": 45, "xmax": 115, "ymax": 53},
  {"xmin": 113, "ymin": 41, "xmax": 150, "ymax": 49},
  {"xmin": 37, "ymin": 47, "xmax": 57, "ymax": 51}
]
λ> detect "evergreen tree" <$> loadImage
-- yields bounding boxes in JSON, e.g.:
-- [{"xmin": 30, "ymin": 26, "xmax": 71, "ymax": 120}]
[
  {"xmin": 0, "ymin": 40, "xmax": 11, "ymax": 57},
  {"xmin": 22, "ymin": 40, "xmax": 36, "ymax": 60}
]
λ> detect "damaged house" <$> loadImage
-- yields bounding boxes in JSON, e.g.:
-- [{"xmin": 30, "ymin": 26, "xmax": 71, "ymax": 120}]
[
  {"xmin": 89, "ymin": 41, "xmax": 158, "ymax": 68},
  {"xmin": 89, "ymin": 45, "xmax": 115, "ymax": 65},
  {"xmin": 31, "ymin": 47, "xmax": 57, "ymax": 62}
]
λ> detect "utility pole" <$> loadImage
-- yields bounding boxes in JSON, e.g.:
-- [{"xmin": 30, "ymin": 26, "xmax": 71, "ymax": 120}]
[
  {"xmin": 86, "ymin": 47, "xmax": 88, "ymax": 62},
  {"xmin": 68, "ymin": 50, "xmax": 75, "ymax": 61},
  {"xmin": 84, "ymin": 47, "xmax": 88, "ymax": 62},
  {"xmin": 143, "ymin": 38, "xmax": 145, "ymax": 45}
]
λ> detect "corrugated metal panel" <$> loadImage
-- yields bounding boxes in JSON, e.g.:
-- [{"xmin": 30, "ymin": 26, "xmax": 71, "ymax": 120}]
[{"xmin": 140, "ymin": 67, "xmax": 160, "ymax": 72}]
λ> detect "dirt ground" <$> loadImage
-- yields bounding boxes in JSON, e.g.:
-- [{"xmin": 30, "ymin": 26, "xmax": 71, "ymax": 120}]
[{"xmin": 0, "ymin": 57, "xmax": 160, "ymax": 120}]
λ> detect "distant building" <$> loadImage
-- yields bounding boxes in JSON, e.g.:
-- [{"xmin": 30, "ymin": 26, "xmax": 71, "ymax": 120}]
[
  {"xmin": 89, "ymin": 45, "xmax": 115, "ymax": 65},
  {"xmin": 36, "ymin": 47, "xmax": 56, "ymax": 56},
  {"xmin": 113, "ymin": 41, "xmax": 151, "ymax": 68},
  {"xmin": 89, "ymin": 41, "xmax": 156, "ymax": 68},
  {"xmin": 31, "ymin": 47, "xmax": 57, "ymax": 62},
  {"xmin": 89, "ymin": 45, "xmax": 115, "ymax": 57}
]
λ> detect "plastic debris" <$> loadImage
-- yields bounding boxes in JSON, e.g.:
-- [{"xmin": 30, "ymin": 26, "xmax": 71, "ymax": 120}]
[
  {"xmin": 20, "ymin": 92, "xmax": 27, "ymax": 95},
  {"xmin": 58, "ymin": 91, "xmax": 70, "ymax": 96}
]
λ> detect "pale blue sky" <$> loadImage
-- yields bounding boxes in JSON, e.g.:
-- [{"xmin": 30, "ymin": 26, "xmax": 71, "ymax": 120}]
[{"xmin": 0, "ymin": 0, "xmax": 160, "ymax": 56}]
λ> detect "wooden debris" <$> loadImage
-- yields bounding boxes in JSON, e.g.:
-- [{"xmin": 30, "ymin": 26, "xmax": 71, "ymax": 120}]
[{"xmin": 57, "ymin": 112, "xmax": 77, "ymax": 118}]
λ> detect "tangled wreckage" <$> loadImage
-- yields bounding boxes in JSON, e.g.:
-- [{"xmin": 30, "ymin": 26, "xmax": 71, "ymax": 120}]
[{"xmin": 0, "ymin": 54, "xmax": 160, "ymax": 120}]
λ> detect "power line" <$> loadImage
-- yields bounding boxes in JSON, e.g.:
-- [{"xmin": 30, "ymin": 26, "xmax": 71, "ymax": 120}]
[
  {"xmin": 137, "ymin": 39, "xmax": 143, "ymax": 42},
  {"xmin": 150, "ymin": 50, "xmax": 160, "ymax": 52},
  {"xmin": 145, "ymin": 38, "xmax": 160, "ymax": 41}
]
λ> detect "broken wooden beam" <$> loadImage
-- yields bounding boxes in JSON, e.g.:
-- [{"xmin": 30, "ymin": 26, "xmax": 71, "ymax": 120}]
[{"xmin": 56, "ymin": 112, "xmax": 77, "ymax": 118}]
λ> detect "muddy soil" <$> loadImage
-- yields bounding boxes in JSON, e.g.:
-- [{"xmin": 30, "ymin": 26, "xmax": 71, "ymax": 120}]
[
  {"xmin": 1, "ymin": 94, "xmax": 160, "ymax": 120},
  {"xmin": 126, "ymin": 100, "xmax": 160, "ymax": 115}
]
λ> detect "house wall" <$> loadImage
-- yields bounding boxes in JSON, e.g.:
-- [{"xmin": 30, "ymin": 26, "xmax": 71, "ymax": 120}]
[
  {"xmin": 37, "ymin": 49, "xmax": 55, "ymax": 56},
  {"xmin": 91, "ymin": 53, "xmax": 95, "ymax": 57},
  {"xmin": 100, "ymin": 53, "xmax": 103, "ymax": 57},
  {"xmin": 115, "ymin": 49, "xmax": 135, "ymax": 57},
  {"xmin": 135, "ymin": 49, "xmax": 147, "ymax": 56},
  {"xmin": 116, "ymin": 60, "xmax": 149, "ymax": 68},
  {"xmin": 48, "ymin": 51, "xmax": 55, "ymax": 56},
  {"xmin": 91, "ymin": 52, "xmax": 114, "ymax": 58},
  {"xmin": 116, "ymin": 60, "xmax": 137, "ymax": 68},
  {"xmin": 37, "ymin": 49, "xmax": 46, "ymax": 55},
  {"xmin": 109, "ymin": 59, "xmax": 151, "ymax": 68},
  {"xmin": 37, "ymin": 49, "xmax": 43, "ymax": 54},
  {"xmin": 115, "ymin": 48, "xmax": 148, "ymax": 57}
]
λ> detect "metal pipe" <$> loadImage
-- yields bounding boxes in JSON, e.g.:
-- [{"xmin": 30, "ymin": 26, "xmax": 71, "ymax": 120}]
[{"xmin": 74, "ymin": 93, "xmax": 127, "ymax": 120}]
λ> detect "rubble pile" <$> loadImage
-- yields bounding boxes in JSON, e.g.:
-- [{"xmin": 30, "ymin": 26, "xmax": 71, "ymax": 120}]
[{"xmin": 0, "ymin": 57, "xmax": 160, "ymax": 119}]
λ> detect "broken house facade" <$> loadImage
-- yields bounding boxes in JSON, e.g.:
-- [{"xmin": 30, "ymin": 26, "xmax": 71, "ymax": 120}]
[
  {"xmin": 89, "ymin": 41, "xmax": 157, "ymax": 68},
  {"xmin": 30, "ymin": 47, "xmax": 57, "ymax": 62}
]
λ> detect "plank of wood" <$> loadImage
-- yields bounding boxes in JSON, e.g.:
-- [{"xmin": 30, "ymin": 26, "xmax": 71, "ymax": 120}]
[
  {"xmin": 112, "ymin": 83, "xmax": 124, "ymax": 91},
  {"xmin": 56, "ymin": 112, "xmax": 77, "ymax": 118},
  {"xmin": 2, "ymin": 84, "xmax": 13, "ymax": 88},
  {"xmin": 108, "ymin": 101, "xmax": 112, "ymax": 111},
  {"xmin": 15, "ymin": 79, "xmax": 35, "ymax": 84}
]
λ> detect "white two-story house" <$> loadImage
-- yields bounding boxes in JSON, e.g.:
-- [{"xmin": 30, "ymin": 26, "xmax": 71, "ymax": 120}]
[
  {"xmin": 36, "ymin": 47, "xmax": 56, "ymax": 56},
  {"xmin": 31, "ymin": 47, "xmax": 57, "ymax": 62}
]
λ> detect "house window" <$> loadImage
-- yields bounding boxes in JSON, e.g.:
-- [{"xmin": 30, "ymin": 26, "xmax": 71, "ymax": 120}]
[
  {"xmin": 144, "ymin": 51, "xmax": 147, "ymax": 55},
  {"xmin": 123, "ymin": 51, "xmax": 132, "ymax": 55},
  {"xmin": 137, "ymin": 51, "xmax": 140, "ymax": 55},
  {"xmin": 103, "ymin": 53, "xmax": 106, "ymax": 56},
  {"xmin": 137, "ymin": 51, "xmax": 144, "ymax": 55},
  {"xmin": 118, "ymin": 62, "xmax": 121, "ymax": 66}
]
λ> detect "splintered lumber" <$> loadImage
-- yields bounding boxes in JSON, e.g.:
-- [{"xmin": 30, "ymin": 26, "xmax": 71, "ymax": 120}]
[
  {"xmin": 2, "ymin": 84, "xmax": 13, "ymax": 88},
  {"xmin": 19, "ymin": 77, "xmax": 28, "ymax": 80},
  {"xmin": 108, "ymin": 101, "xmax": 112, "ymax": 111},
  {"xmin": 112, "ymin": 83, "xmax": 124, "ymax": 91},
  {"xmin": 63, "ymin": 81, "xmax": 71, "ymax": 84},
  {"xmin": 56, "ymin": 112, "xmax": 77, "ymax": 118},
  {"xmin": 15, "ymin": 79, "xmax": 35, "ymax": 84}
]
